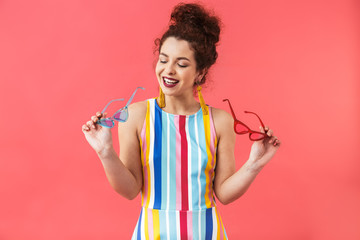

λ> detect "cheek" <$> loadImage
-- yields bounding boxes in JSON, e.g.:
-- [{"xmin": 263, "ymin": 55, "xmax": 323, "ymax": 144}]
[
  {"xmin": 155, "ymin": 60, "xmax": 164, "ymax": 74},
  {"xmin": 184, "ymin": 71, "xmax": 197, "ymax": 82},
  {"xmin": 155, "ymin": 63, "xmax": 161, "ymax": 76}
]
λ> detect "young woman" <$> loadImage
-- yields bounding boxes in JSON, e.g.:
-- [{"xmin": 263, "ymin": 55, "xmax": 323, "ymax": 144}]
[{"xmin": 82, "ymin": 3, "xmax": 281, "ymax": 239}]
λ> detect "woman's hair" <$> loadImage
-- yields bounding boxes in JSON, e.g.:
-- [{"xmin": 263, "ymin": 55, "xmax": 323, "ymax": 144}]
[{"xmin": 154, "ymin": 2, "xmax": 221, "ymax": 85}]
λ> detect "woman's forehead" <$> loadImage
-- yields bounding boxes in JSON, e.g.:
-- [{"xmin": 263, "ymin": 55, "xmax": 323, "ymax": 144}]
[{"xmin": 160, "ymin": 37, "xmax": 195, "ymax": 60}]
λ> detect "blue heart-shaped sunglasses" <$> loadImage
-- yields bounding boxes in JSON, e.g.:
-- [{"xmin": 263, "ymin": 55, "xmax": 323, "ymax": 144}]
[{"xmin": 97, "ymin": 87, "xmax": 145, "ymax": 128}]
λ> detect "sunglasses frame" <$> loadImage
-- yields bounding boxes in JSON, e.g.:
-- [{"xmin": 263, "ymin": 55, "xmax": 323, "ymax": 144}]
[
  {"xmin": 97, "ymin": 87, "xmax": 145, "ymax": 128},
  {"xmin": 223, "ymin": 99, "xmax": 268, "ymax": 141}
]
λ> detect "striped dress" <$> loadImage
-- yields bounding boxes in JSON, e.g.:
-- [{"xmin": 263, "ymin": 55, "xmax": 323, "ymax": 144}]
[{"xmin": 132, "ymin": 98, "xmax": 228, "ymax": 240}]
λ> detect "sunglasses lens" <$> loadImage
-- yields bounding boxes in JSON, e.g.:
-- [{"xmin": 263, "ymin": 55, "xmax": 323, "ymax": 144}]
[
  {"xmin": 114, "ymin": 110, "xmax": 128, "ymax": 122},
  {"xmin": 250, "ymin": 132, "xmax": 265, "ymax": 141},
  {"xmin": 235, "ymin": 124, "xmax": 248, "ymax": 134},
  {"xmin": 98, "ymin": 119, "xmax": 114, "ymax": 128}
]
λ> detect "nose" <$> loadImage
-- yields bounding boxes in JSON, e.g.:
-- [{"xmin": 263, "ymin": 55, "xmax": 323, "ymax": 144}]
[{"xmin": 165, "ymin": 62, "xmax": 176, "ymax": 75}]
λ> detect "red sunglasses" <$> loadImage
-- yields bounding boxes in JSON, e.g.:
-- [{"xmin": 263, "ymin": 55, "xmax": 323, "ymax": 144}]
[{"xmin": 223, "ymin": 99, "xmax": 268, "ymax": 141}]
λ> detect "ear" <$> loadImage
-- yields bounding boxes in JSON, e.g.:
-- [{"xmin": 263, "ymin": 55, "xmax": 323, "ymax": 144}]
[{"xmin": 196, "ymin": 68, "xmax": 208, "ymax": 83}]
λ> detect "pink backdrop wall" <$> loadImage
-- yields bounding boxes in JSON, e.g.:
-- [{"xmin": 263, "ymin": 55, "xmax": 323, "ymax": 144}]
[{"xmin": 0, "ymin": 0, "xmax": 359, "ymax": 239}]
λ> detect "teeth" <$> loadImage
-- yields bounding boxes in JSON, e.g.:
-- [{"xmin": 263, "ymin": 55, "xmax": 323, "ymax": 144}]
[
  {"xmin": 165, "ymin": 79, "xmax": 176, "ymax": 84},
  {"xmin": 164, "ymin": 77, "xmax": 178, "ymax": 84}
]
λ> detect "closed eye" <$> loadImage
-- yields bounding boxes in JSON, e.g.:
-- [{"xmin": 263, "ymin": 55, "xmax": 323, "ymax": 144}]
[{"xmin": 159, "ymin": 60, "xmax": 187, "ymax": 68}]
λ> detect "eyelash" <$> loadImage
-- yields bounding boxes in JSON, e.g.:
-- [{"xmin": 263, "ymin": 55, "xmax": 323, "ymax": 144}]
[{"xmin": 160, "ymin": 60, "xmax": 187, "ymax": 68}]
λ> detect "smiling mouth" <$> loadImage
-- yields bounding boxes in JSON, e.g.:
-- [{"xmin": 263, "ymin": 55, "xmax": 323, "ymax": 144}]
[{"xmin": 163, "ymin": 77, "xmax": 179, "ymax": 88}]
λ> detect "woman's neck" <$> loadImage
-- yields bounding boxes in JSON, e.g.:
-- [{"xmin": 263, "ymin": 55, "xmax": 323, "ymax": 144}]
[{"xmin": 158, "ymin": 94, "xmax": 200, "ymax": 115}]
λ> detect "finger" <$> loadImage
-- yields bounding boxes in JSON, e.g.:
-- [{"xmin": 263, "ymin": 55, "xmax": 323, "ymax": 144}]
[
  {"xmin": 82, "ymin": 124, "xmax": 90, "ymax": 131},
  {"xmin": 264, "ymin": 125, "xmax": 269, "ymax": 133},
  {"xmin": 266, "ymin": 129, "xmax": 273, "ymax": 137},
  {"xmin": 96, "ymin": 112, "xmax": 103, "ymax": 118},
  {"xmin": 268, "ymin": 136, "xmax": 277, "ymax": 143},
  {"xmin": 91, "ymin": 115, "xmax": 99, "ymax": 123},
  {"xmin": 86, "ymin": 120, "xmax": 96, "ymax": 129},
  {"xmin": 259, "ymin": 126, "xmax": 265, "ymax": 133},
  {"xmin": 273, "ymin": 139, "xmax": 281, "ymax": 146}
]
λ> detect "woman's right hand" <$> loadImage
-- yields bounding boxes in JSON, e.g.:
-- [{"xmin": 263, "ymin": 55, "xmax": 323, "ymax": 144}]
[{"xmin": 82, "ymin": 112, "xmax": 113, "ymax": 154}]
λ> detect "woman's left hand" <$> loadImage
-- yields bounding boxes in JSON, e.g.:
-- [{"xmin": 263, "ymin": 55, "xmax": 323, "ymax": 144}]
[{"xmin": 248, "ymin": 126, "xmax": 281, "ymax": 171}]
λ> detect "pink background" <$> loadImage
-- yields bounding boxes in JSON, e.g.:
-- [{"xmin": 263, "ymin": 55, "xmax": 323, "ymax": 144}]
[{"xmin": 0, "ymin": 0, "xmax": 359, "ymax": 239}]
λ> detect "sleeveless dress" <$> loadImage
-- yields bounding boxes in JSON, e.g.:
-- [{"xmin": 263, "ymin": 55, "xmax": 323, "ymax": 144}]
[{"xmin": 131, "ymin": 98, "xmax": 228, "ymax": 240}]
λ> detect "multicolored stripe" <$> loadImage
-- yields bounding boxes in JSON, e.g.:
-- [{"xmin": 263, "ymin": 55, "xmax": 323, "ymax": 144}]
[
  {"xmin": 132, "ymin": 207, "xmax": 228, "ymax": 240},
  {"xmin": 132, "ymin": 98, "xmax": 227, "ymax": 239}
]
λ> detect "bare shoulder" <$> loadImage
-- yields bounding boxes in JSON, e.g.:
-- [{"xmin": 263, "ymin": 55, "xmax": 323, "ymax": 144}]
[
  {"xmin": 118, "ymin": 100, "xmax": 148, "ymax": 136},
  {"xmin": 211, "ymin": 107, "xmax": 233, "ymax": 123},
  {"xmin": 128, "ymin": 100, "xmax": 147, "ymax": 117},
  {"xmin": 211, "ymin": 107, "xmax": 235, "ymax": 140}
]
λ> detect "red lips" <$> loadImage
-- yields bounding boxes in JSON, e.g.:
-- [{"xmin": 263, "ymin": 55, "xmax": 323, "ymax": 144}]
[{"xmin": 162, "ymin": 77, "xmax": 179, "ymax": 88}]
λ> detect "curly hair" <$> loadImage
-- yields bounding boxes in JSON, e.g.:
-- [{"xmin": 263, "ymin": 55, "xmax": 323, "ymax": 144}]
[{"xmin": 154, "ymin": 3, "xmax": 221, "ymax": 85}]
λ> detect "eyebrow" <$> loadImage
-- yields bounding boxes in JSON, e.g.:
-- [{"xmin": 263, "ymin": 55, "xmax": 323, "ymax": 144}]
[{"xmin": 160, "ymin": 53, "xmax": 191, "ymax": 62}]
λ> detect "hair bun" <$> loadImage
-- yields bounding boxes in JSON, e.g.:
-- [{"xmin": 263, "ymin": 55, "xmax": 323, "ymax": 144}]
[{"xmin": 170, "ymin": 3, "xmax": 220, "ymax": 44}]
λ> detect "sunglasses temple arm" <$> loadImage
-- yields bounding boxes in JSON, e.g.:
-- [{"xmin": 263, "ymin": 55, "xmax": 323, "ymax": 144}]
[
  {"xmin": 244, "ymin": 111, "xmax": 266, "ymax": 130},
  {"xmin": 101, "ymin": 98, "xmax": 125, "ymax": 113},
  {"xmin": 223, "ymin": 99, "xmax": 238, "ymax": 120},
  {"xmin": 125, "ymin": 87, "xmax": 146, "ymax": 107}
]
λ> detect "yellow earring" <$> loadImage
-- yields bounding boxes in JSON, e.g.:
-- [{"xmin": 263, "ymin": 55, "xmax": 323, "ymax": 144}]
[
  {"xmin": 158, "ymin": 87, "xmax": 165, "ymax": 108},
  {"xmin": 197, "ymin": 84, "xmax": 208, "ymax": 115}
]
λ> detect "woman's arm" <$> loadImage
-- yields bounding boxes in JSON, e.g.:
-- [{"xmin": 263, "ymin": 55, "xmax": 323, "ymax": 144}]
[
  {"xmin": 82, "ymin": 101, "xmax": 146, "ymax": 200},
  {"xmin": 212, "ymin": 108, "xmax": 280, "ymax": 205},
  {"xmin": 97, "ymin": 146, "xmax": 141, "ymax": 200}
]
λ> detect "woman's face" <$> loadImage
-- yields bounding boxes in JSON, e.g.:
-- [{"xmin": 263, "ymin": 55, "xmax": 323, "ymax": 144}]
[{"xmin": 155, "ymin": 36, "xmax": 202, "ymax": 98}]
